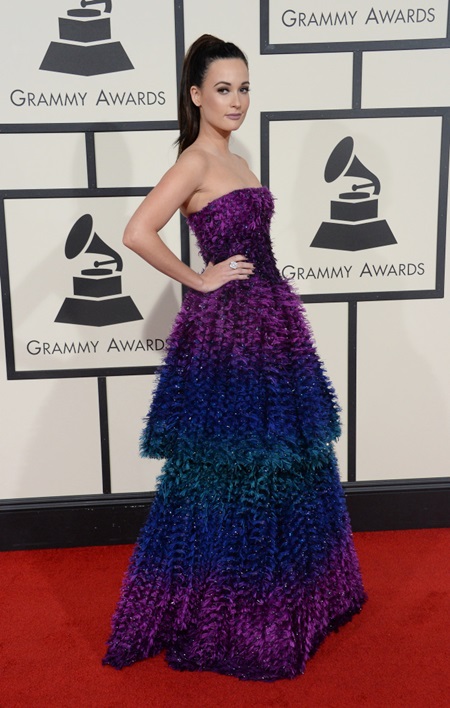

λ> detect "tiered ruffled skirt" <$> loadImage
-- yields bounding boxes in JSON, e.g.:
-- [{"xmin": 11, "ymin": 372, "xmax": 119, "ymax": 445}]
[{"xmin": 103, "ymin": 277, "xmax": 366, "ymax": 680}]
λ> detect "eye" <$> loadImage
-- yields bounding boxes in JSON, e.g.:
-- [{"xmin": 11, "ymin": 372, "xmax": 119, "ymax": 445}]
[
  {"xmin": 217, "ymin": 87, "xmax": 229, "ymax": 94},
  {"xmin": 240, "ymin": 86, "xmax": 250, "ymax": 93}
]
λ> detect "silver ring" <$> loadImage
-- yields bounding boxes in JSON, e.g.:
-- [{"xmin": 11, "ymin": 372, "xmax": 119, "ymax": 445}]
[{"xmin": 229, "ymin": 260, "xmax": 238, "ymax": 270}]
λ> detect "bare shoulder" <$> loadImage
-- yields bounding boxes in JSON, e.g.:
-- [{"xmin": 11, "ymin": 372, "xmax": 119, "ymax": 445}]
[
  {"xmin": 152, "ymin": 147, "xmax": 208, "ymax": 198},
  {"xmin": 177, "ymin": 145, "xmax": 210, "ymax": 173},
  {"xmin": 126, "ymin": 148, "xmax": 210, "ymax": 232},
  {"xmin": 176, "ymin": 146, "xmax": 221, "ymax": 214}
]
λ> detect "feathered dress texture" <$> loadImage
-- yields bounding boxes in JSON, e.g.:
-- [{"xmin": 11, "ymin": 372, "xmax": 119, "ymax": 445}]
[{"xmin": 103, "ymin": 187, "xmax": 367, "ymax": 681}]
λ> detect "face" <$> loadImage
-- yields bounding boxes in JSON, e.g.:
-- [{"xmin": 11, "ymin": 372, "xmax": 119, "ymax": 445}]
[{"xmin": 190, "ymin": 58, "xmax": 250, "ymax": 134}]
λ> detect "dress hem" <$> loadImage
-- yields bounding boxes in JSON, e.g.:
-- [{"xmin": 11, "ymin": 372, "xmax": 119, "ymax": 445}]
[{"xmin": 102, "ymin": 593, "xmax": 367, "ymax": 682}]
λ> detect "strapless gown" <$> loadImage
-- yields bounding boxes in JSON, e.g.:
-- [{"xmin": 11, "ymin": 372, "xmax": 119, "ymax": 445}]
[{"xmin": 103, "ymin": 186, "xmax": 366, "ymax": 681}]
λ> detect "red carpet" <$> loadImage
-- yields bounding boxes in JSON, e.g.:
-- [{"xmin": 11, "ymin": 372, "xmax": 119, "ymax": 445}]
[{"xmin": 1, "ymin": 529, "xmax": 449, "ymax": 707}]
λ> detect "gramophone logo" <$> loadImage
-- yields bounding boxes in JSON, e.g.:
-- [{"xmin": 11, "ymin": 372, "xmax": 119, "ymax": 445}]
[
  {"xmin": 40, "ymin": 0, "xmax": 133, "ymax": 77},
  {"xmin": 311, "ymin": 136, "xmax": 397, "ymax": 251},
  {"xmin": 55, "ymin": 214, "xmax": 142, "ymax": 327}
]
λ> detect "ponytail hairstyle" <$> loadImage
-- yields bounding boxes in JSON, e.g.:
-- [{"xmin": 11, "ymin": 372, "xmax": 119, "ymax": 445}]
[{"xmin": 176, "ymin": 34, "xmax": 248, "ymax": 157}]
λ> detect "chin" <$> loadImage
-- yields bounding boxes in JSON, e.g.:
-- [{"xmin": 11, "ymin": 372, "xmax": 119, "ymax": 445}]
[{"xmin": 226, "ymin": 119, "xmax": 246, "ymax": 131}]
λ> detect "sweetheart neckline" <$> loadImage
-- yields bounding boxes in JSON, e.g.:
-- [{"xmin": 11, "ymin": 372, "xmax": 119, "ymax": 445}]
[{"xmin": 186, "ymin": 186, "xmax": 271, "ymax": 220}]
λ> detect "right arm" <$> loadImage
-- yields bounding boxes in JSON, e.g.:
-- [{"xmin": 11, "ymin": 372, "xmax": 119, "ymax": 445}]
[{"xmin": 123, "ymin": 151, "xmax": 253, "ymax": 293}]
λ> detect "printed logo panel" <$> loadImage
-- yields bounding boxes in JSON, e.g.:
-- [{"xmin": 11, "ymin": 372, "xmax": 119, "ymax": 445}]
[
  {"xmin": 262, "ymin": 0, "xmax": 450, "ymax": 52},
  {"xmin": 0, "ymin": 0, "xmax": 178, "ymax": 124},
  {"xmin": 54, "ymin": 212, "xmax": 143, "ymax": 327},
  {"xmin": 2, "ymin": 196, "xmax": 182, "ymax": 376},
  {"xmin": 267, "ymin": 114, "xmax": 445, "ymax": 299},
  {"xmin": 40, "ymin": 1, "xmax": 134, "ymax": 77}
]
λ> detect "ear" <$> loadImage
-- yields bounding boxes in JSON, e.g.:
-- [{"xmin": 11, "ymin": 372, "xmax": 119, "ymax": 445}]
[{"xmin": 190, "ymin": 85, "xmax": 201, "ymax": 107}]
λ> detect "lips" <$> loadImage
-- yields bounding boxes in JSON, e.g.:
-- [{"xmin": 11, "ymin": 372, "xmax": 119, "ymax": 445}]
[{"xmin": 226, "ymin": 114, "xmax": 242, "ymax": 119}]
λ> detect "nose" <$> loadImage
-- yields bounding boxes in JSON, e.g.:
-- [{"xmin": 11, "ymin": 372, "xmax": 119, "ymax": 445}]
[{"xmin": 230, "ymin": 91, "xmax": 241, "ymax": 108}]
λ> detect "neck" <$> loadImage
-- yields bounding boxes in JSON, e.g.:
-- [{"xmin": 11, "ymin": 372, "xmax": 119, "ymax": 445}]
[{"xmin": 196, "ymin": 122, "xmax": 231, "ymax": 155}]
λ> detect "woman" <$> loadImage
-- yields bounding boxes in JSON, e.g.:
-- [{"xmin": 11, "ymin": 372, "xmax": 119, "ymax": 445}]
[{"xmin": 103, "ymin": 34, "xmax": 366, "ymax": 681}]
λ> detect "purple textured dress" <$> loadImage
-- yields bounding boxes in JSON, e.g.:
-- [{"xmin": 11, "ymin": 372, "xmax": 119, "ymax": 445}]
[{"xmin": 103, "ymin": 186, "xmax": 366, "ymax": 681}]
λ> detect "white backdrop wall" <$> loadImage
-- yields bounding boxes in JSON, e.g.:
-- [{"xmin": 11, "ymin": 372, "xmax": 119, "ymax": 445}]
[{"xmin": 1, "ymin": 1, "xmax": 449, "ymax": 526}]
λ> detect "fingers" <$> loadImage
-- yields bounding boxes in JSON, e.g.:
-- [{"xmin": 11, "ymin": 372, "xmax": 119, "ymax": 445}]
[
  {"xmin": 229, "ymin": 260, "xmax": 254, "ymax": 280},
  {"xmin": 227, "ymin": 255, "xmax": 254, "ymax": 273},
  {"xmin": 229, "ymin": 254, "xmax": 251, "ymax": 265},
  {"xmin": 200, "ymin": 255, "xmax": 255, "ymax": 292}
]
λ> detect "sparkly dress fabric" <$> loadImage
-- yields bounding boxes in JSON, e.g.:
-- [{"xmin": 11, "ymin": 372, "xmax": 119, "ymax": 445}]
[{"xmin": 103, "ymin": 187, "xmax": 366, "ymax": 681}]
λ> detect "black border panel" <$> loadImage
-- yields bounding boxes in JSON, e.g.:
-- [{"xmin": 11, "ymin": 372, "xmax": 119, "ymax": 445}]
[
  {"xmin": 347, "ymin": 302, "xmax": 357, "ymax": 482},
  {"xmin": 345, "ymin": 479, "xmax": 450, "ymax": 531},
  {"xmin": 0, "ymin": 121, "xmax": 179, "ymax": 134},
  {"xmin": 85, "ymin": 132, "xmax": 97, "ymax": 189},
  {"xmin": 1, "ymin": 479, "xmax": 448, "ymax": 550},
  {"xmin": 0, "ymin": 492, "xmax": 155, "ymax": 551},
  {"xmin": 98, "ymin": 377, "xmax": 111, "ymax": 494}
]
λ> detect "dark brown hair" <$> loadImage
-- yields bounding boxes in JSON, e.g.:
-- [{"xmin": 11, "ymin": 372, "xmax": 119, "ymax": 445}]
[{"xmin": 176, "ymin": 34, "xmax": 248, "ymax": 157}]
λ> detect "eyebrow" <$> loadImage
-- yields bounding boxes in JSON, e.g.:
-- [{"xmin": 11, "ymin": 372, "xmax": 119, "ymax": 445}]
[{"xmin": 213, "ymin": 80, "xmax": 250, "ymax": 87}]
